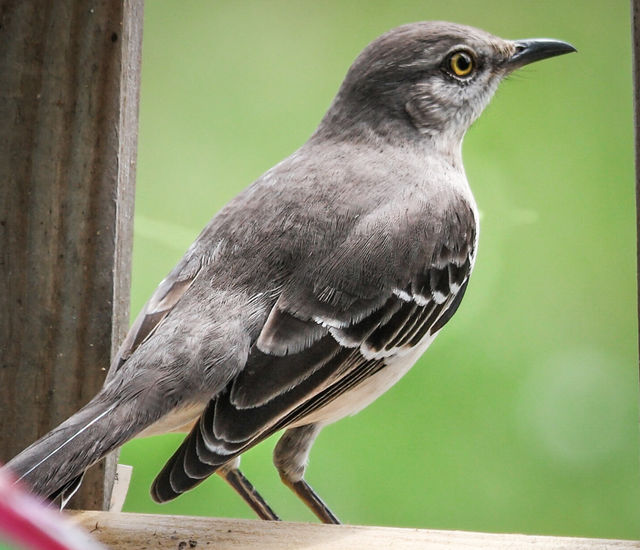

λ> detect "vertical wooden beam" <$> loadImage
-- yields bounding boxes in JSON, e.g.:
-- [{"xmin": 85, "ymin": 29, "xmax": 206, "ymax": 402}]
[
  {"xmin": 0, "ymin": 0, "xmax": 143, "ymax": 510},
  {"xmin": 633, "ymin": 0, "xmax": 640, "ymax": 385}
]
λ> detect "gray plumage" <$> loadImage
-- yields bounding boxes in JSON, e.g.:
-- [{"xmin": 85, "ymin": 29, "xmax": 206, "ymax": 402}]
[{"xmin": 5, "ymin": 21, "xmax": 574, "ymax": 521}]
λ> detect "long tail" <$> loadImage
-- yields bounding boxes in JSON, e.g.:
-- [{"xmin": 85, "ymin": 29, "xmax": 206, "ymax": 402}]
[{"xmin": 4, "ymin": 388, "xmax": 166, "ymax": 501}]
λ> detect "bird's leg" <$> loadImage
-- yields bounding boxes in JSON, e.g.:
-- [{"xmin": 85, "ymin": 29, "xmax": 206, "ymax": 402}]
[
  {"xmin": 274, "ymin": 424, "xmax": 340, "ymax": 525},
  {"xmin": 217, "ymin": 457, "xmax": 280, "ymax": 521}
]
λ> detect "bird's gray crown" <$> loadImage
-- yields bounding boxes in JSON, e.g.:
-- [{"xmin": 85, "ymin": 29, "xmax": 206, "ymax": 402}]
[{"xmin": 314, "ymin": 21, "xmax": 574, "ymax": 147}]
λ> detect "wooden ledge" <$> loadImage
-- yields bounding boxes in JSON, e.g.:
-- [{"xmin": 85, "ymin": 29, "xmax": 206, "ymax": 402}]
[{"xmin": 70, "ymin": 511, "xmax": 639, "ymax": 549}]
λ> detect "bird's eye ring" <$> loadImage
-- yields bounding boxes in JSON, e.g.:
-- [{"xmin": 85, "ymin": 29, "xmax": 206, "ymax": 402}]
[{"xmin": 447, "ymin": 50, "xmax": 475, "ymax": 78}]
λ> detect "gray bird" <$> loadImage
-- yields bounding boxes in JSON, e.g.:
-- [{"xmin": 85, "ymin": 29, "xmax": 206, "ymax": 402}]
[{"xmin": 5, "ymin": 21, "xmax": 575, "ymax": 523}]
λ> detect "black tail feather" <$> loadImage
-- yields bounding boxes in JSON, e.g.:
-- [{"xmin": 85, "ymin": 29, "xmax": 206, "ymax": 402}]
[{"xmin": 4, "ymin": 389, "xmax": 167, "ymax": 502}]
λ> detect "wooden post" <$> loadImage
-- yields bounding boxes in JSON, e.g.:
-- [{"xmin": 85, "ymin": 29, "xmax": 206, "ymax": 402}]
[{"xmin": 0, "ymin": 0, "xmax": 143, "ymax": 510}]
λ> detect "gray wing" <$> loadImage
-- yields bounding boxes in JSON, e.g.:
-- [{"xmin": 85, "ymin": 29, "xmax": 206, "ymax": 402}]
[
  {"xmin": 151, "ymin": 199, "xmax": 477, "ymax": 502},
  {"xmin": 107, "ymin": 246, "xmax": 205, "ymax": 380}
]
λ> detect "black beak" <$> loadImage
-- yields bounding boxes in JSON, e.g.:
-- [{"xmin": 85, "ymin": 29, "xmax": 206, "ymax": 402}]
[{"xmin": 506, "ymin": 38, "xmax": 576, "ymax": 70}]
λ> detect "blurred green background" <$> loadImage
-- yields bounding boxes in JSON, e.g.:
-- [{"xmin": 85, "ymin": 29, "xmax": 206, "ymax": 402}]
[{"xmin": 118, "ymin": 0, "xmax": 640, "ymax": 540}]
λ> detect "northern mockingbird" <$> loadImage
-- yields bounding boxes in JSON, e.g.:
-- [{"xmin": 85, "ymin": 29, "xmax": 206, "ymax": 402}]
[{"xmin": 6, "ymin": 21, "xmax": 575, "ymax": 523}]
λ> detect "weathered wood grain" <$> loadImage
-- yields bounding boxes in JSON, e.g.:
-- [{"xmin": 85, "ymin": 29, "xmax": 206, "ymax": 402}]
[
  {"xmin": 0, "ymin": 0, "xmax": 143, "ymax": 510},
  {"xmin": 71, "ymin": 512, "xmax": 640, "ymax": 550}
]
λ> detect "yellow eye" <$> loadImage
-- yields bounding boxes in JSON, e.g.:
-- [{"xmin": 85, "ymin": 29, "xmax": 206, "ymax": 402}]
[{"xmin": 449, "ymin": 51, "xmax": 474, "ymax": 77}]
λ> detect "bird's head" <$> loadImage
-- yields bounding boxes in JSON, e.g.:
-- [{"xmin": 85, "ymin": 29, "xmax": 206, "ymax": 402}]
[{"xmin": 315, "ymin": 21, "xmax": 575, "ymax": 150}]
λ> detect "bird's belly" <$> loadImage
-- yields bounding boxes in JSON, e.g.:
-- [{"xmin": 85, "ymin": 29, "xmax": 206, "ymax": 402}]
[
  {"xmin": 290, "ymin": 331, "xmax": 438, "ymax": 428},
  {"xmin": 138, "ymin": 401, "xmax": 206, "ymax": 437}
]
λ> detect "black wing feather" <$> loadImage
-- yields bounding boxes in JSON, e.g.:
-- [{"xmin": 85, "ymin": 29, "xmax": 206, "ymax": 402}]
[
  {"xmin": 229, "ymin": 335, "xmax": 341, "ymax": 409},
  {"xmin": 151, "ymin": 202, "xmax": 477, "ymax": 502},
  {"xmin": 151, "ymin": 261, "xmax": 473, "ymax": 502}
]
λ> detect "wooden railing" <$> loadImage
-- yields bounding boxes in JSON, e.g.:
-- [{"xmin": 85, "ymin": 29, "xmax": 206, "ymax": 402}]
[{"xmin": 71, "ymin": 511, "xmax": 639, "ymax": 549}]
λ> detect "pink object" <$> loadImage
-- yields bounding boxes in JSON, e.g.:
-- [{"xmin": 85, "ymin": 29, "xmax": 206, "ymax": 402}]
[{"xmin": 0, "ymin": 466, "xmax": 104, "ymax": 550}]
